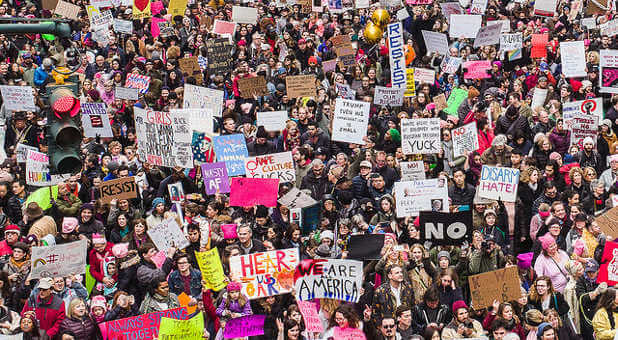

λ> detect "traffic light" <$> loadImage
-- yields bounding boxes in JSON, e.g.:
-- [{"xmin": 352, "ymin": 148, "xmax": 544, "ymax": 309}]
[{"xmin": 47, "ymin": 88, "xmax": 82, "ymax": 174}]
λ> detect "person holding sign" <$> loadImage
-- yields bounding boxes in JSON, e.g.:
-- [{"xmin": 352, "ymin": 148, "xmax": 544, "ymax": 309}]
[{"xmin": 215, "ymin": 281, "xmax": 252, "ymax": 319}]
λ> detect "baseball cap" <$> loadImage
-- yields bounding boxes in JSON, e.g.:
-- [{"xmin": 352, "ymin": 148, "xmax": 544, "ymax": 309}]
[{"xmin": 38, "ymin": 278, "xmax": 53, "ymax": 290}]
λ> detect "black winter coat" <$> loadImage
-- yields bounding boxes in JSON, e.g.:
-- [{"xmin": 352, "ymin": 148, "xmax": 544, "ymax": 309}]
[{"xmin": 58, "ymin": 315, "xmax": 100, "ymax": 340}]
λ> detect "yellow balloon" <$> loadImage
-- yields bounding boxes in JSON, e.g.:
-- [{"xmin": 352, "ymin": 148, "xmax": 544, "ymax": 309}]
[
  {"xmin": 371, "ymin": 9, "xmax": 391, "ymax": 29},
  {"xmin": 364, "ymin": 22, "xmax": 383, "ymax": 44}
]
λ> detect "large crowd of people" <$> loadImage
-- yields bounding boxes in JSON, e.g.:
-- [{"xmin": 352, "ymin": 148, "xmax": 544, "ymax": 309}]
[{"xmin": 0, "ymin": 0, "xmax": 616, "ymax": 339}]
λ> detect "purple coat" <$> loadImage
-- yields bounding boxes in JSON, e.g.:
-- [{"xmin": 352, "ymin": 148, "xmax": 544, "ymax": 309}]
[
  {"xmin": 215, "ymin": 296, "xmax": 253, "ymax": 317},
  {"xmin": 549, "ymin": 128, "xmax": 571, "ymax": 155}
]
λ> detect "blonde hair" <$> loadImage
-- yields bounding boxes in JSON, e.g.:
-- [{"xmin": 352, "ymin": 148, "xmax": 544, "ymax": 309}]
[{"xmin": 66, "ymin": 298, "xmax": 85, "ymax": 319}]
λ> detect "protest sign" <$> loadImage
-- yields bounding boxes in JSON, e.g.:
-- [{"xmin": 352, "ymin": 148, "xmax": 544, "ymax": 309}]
[
  {"xmin": 470, "ymin": 0, "xmax": 487, "ymax": 14},
  {"xmin": 440, "ymin": 2, "xmax": 463, "ymax": 22},
  {"xmin": 469, "ymin": 267, "xmax": 521, "ymax": 309},
  {"xmin": 229, "ymin": 248, "xmax": 299, "ymax": 299},
  {"xmin": 25, "ymin": 150, "xmax": 69, "ymax": 187},
  {"xmin": 414, "ymin": 68, "xmax": 435, "ymax": 85},
  {"xmin": 168, "ymin": 182, "xmax": 185, "ymax": 203},
  {"xmin": 531, "ymin": 34, "xmax": 548, "ymax": 58},
  {"xmin": 596, "ymin": 207, "xmax": 618, "ymax": 238},
  {"xmin": 192, "ymin": 131, "xmax": 216, "ymax": 164},
  {"xmin": 178, "ymin": 56, "xmax": 203, "ymax": 84},
  {"xmin": 201, "ymin": 162, "xmax": 230, "ymax": 195},
  {"xmin": 99, "ymin": 308, "xmax": 189, "ymax": 340},
  {"xmin": 81, "ymin": 102, "xmax": 113, "ymax": 138},
  {"xmin": 213, "ymin": 19, "xmax": 236, "ymax": 35},
  {"xmin": 125, "ymin": 73, "xmax": 150, "ymax": 94},
  {"xmin": 134, "ymin": 108, "xmax": 181, "ymax": 168},
  {"xmin": 473, "ymin": 23, "xmax": 502, "ymax": 47},
  {"xmin": 172, "ymin": 108, "xmax": 213, "ymax": 135},
  {"xmin": 394, "ymin": 179, "xmax": 449, "ymax": 217},
  {"xmin": 347, "ymin": 234, "xmax": 386, "ymax": 260},
  {"xmin": 463, "ymin": 60, "xmax": 492, "ymax": 79},
  {"xmin": 278, "ymin": 187, "xmax": 318, "ymax": 210},
  {"xmin": 323, "ymin": 59, "xmax": 338, "ymax": 73},
  {"xmin": 167, "ymin": 0, "xmax": 187, "ymax": 15},
  {"xmin": 90, "ymin": 10, "xmax": 113, "ymax": 29},
  {"xmin": 132, "ymin": 0, "xmax": 151, "ymax": 19},
  {"xmin": 387, "ymin": 22, "xmax": 407, "ymax": 89},
  {"xmin": 295, "ymin": 259, "xmax": 363, "ymax": 302},
  {"xmin": 205, "ymin": 38, "xmax": 233, "ymax": 75},
  {"xmin": 600, "ymin": 19, "xmax": 618, "ymax": 36},
  {"xmin": 55, "ymin": 0, "xmax": 80, "ymax": 19},
  {"xmin": 400, "ymin": 118, "xmax": 441, "ymax": 154},
  {"xmin": 112, "ymin": 19, "xmax": 133, "ymax": 34},
  {"xmin": 600, "ymin": 49, "xmax": 618, "ymax": 94},
  {"xmin": 336, "ymin": 83, "xmax": 356, "ymax": 100},
  {"xmin": 31, "ymin": 239, "xmax": 87, "ymax": 279},
  {"xmin": 150, "ymin": 1, "xmax": 164, "ymax": 15},
  {"xmin": 332, "ymin": 98, "xmax": 370, "ymax": 145},
  {"xmin": 374, "ymin": 86, "xmax": 405, "ymax": 106},
  {"xmin": 115, "ymin": 86, "xmax": 138, "ymax": 100},
  {"xmin": 285, "ymin": 75, "xmax": 317, "ymax": 98},
  {"xmin": 99, "ymin": 177, "xmax": 137, "ymax": 204},
  {"xmin": 213, "ymin": 134, "xmax": 248, "ymax": 176},
  {"xmin": 229, "ymin": 177, "xmax": 279, "ymax": 207},
  {"xmin": 257, "ymin": 111, "xmax": 288, "ymax": 131},
  {"xmin": 434, "ymin": 93, "xmax": 448, "ymax": 112},
  {"xmin": 562, "ymin": 98, "xmax": 603, "ymax": 120},
  {"xmin": 0, "ymin": 86, "xmax": 35, "ymax": 111},
  {"xmin": 232, "ymin": 6, "xmax": 258, "ymax": 24},
  {"xmin": 560, "ymin": 41, "xmax": 587, "ymax": 78},
  {"xmin": 397, "ymin": 7, "xmax": 410, "ymax": 20},
  {"xmin": 478, "ymin": 166, "xmax": 520, "ymax": 202},
  {"xmin": 43, "ymin": 0, "xmax": 59, "ymax": 10},
  {"xmin": 531, "ymin": 88, "xmax": 548, "ymax": 110},
  {"xmin": 500, "ymin": 33, "xmax": 522, "ymax": 51},
  {"xmin": 599, "ymin": 241, "xmax": 618, "ymax": 285},
  {"xmin": 183, "ymin": 84, "xmax": 224, "ymax": 118},
  {"xmin": 582, "ymin": 17, "xmax": 598, "ymax": 29},
  {"xmin": 440, "ymin": 56, "xmax": 462, "ymax": 74},
  {"xmin": 452, "ymin": 122, "xmax": 480, "ymax": 157},
  {"xmin": 404, "ymin": 69, "xmax": 416, "ymax": 97},
  {"xmin": 449, "ymin": 15, "xmax": 482, "ymax": 39},
  {"xmin": 16, "ymin": 144, "xmax": 37, "ymax": 163},
  {"xmin": 567, "ymin": 114, "xmax": 599, "ymax": 148},
  {"xmin": 224, "ymin": 315, "xmax": 266, "ymax": 338},
  {"xmin": 418, "ymin": 211, "xmax": 473, "ymax": 245},
  {"xmin": 297, "ymin": 301, "xmax": 323, "ymax": 333},
  {"xmin": 334, "ymin": 327, "xmax": 367, "ymax": 340},
  {"xmin": 400, "ymin": 161, "xmax": 426, "ymax": 181},
  {"xmin": 333, "ymin": 37, "xmax": 356, "ymax": 67},
  {"xmin": 421, "ymin": 30, "xmax": 449, "ymax": 55},
  {"xmin": 238, "ymin": 76, "xmax": 268, "ymax": 98},
  {"xmin": 534, "ymin": 0, "xmax": 557, "ymax": 16},
  {"xmin": 245, "ymin": 152, "xmax": 295, "ymax": 182},
  {"xmin": 221, "ymin": 224, "xmax": 237, "ymax": 239},
  {"xmin": 195, "ymin": 249, "xmax": 226, "ymax": 291},
  {"xmin": 492, "ymin": 19, "xmax": 511, "ymax": 32},
  {"xmin": 147, "ymin": 217, "xmax": 190, "ymax": 251},
  {"xmin": 444, "ymin": 88, "xmax": 468, "ymax": 116},
  {"xmin": 159, "ymin": 312, "xmax": 203, "ymax": 340}
]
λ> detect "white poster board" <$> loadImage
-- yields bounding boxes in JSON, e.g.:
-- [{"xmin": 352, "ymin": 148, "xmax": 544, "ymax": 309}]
[
  {"xmin": 400, "ymin": 161, "xmax": 426, "ymax": 181},
  {"xmin": 387, "ymin": 22, "xmax": 407, "ymax": 89},
  {"xmin": 244, "ymin": 151, "xmax": 296, "ymax": 183},
  {"xmin": 452, "ymin": 122, "xmax": 480, "ymax": 157},
  {"xmin": 257, "ymin": 111, "xmax": 288, "ymax": 131},
  {"xmin": 147, "ymin": 217, "xmax": 190, "ymax": 251},
  {"xmin": 81, "ymin": 102, "xmax": 113, "ymax": 138},
  {"xmin": 401, "ymin": 118, "xmax": 441, "ymax": 155},
  {"xmin": 422, "ymin": 30, "xmax": 449, "ymax": 55},
  {"xmin": 477, "ymin": 166, "xmax": 520, "ymax": 202},
  {"xmin": 394, "ymin": 179, "xmax": 449, "ymax": 217},
  {"xmin": 31, "ymin": 240, "xmax": 87, "ymax": 279},
  {"xmin": 332, "ymin": 99, "xmax": 370, "ymax": 145},
  {"xmin": 560, "ymin": 41, "xmax": 587, "ymax": 78},
  {"xmin": 0, "ymin": 86, "xmax": 36, "ymax": 111},
  {"xmin": 374, "ymin": 86, "xmax": 405, "ymax": 106},
  {"xmin": 183, "ymin": 84, "xmax": 224, "ymax": 117},
  {"xmin": 449, "ymin": 15, "xmax": 482, "ymax": 39}
]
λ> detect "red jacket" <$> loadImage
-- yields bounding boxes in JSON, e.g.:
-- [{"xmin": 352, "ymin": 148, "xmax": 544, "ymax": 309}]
[
  {"xmin": 22, "ymin": 294, "xmax": 66, "ymax": 338},
  {"xmin": 88, "ymin": 242, "xmax": 114, "ymax": 282},
  {"xmin": 202, "ymin": 289, "xmax": 220, "ymax": 333},
  {"xmin": 477, "ymin": 128, "xmax": 495, "ymax": 155}
]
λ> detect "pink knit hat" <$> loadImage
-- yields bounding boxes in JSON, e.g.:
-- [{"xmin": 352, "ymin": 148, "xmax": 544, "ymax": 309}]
[
  {"xmin": 90, "ymin": 295, "xmax": 107, "ymax": 313},
  {"xmin": 62, "ymin": 217, "xmax": 78, "ymax": 234},
  {"xmin": 539, "ymin": 233, "xmax": 556, "ymax": 251},
  {"xmin": 227, "ymin": 281, "xmax": 242, "ymax": 292},
  {"xmin": 112, "ymin": 243, "xmax": 129, "ymax": 259}
]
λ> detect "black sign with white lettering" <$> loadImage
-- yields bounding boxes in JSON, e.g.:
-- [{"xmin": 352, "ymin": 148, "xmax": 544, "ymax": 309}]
[{"xmin": 419, "ymin": 211, "xmax": 472, "ymax": 245}]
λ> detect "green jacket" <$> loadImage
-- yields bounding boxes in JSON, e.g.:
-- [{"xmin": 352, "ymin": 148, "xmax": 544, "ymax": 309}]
[{"xmin": 56, "ymin": 193, "xmax": 82, "ymax": 217}]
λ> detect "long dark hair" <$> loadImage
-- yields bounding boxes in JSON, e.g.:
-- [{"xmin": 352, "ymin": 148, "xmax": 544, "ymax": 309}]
[
  {"xmin": 328, "ymin": 304, "xmax": 360, "ymax": 329},
  {"xmin": 597, "ymin": 288, "xmax": 617, "ymax": 312}
]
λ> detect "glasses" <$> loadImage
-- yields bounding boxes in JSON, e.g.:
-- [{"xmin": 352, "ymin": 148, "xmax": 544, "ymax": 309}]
[
  {"xmin": 383, "ymin": 324, "xmax": 396, "ymax": 329},
  {"xmin": 177, "ymin": 261, "xmax": 189, "ymax": 265}
]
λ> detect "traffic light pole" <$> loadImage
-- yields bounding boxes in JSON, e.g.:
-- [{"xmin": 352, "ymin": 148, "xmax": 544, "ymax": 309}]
[{"xmin": 0, "ymin": 18, "xmax": 71, "ymax": 38}]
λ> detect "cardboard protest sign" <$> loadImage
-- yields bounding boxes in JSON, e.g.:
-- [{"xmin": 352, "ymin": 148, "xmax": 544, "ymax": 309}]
[
  {"xmin": 297, "ymin": 301, "xmax": 323, "ymax": 333},
  {"xmin": 115, "ymin": 86, "xmax": 138, "ymax": 100},
  {"xmin": 531, "ymin": 34, "xmax": 548, "ymax": 58},
  {"xmin": 201, "ymin": 162, "xmax": 230, "ymax": 195},
  {"xmin": 229, "ymin": 248, "xmax": 299, "ymax": 299},
  {"xmin": 534, "ymin": 0, "xmax": 557, "ymax": 16},
  {"xmin": 183, "ymin": 84, "xmax": 224, "ymax": 118},
  {"xmin": 332, "ymin": 98, "xmax": 370, "ymax": 145},
  {"xmin": 285, "ymin": 75, "xmax": 317, "ymax": 98},
  {"xmin": 43, "ymin": 0, "xmax": 59, "ymax": 10},
  {"xmin": 387, "ymin": 22, "xmax": 407, "ymax": 89},
  {"xmin": 419, "ymin": 211, "xmax": 473, "ymax": 245},
  {"xmin": 400, "ymin": 161, "xmax": 425, "ymax": 181},
  {"xmin": 478, "ymin": 166, "xmax": 520, "ymax": 202},
  {"xmin": 224, "ymin": 315, "xmax": 266, "ymax": 338},
  {"xmin": 125, "ymin": 73, "xmax": 150, "ymax": 94},
  {"xmin": 374, "ymin": 86, "xmax": 405, "ymax": 106},
  {"xmin": 195, "ymin": 249, "xmax": 226, "ymax": 291},
  {"xmin": 245, "ymin": 152, "xmax": 295, "ymax": 183},
  {"xmin": 333, "ymin": 36, "xmax": 355, "ymax": 67},
  {"xmin": 257, "ymin": 111, "xmax": 288, "ymax": 131},
  {"xmin": 473, "ymin": 23, "xmax": 502, "ymax": 48},
  {"xmin": 229, "ymin": 177, "xmax": 279, "ymax": 207},
  {"xmin": 600, "ymin": 49, "xmax": 618, "ymax": 94},
  {"xmin": 205, "ymin": 38, "xmax": 233, "ymax": 76},
  {"xmin": 444, "ymin": 88, "xmax": 468, "ymax": 116},
  {"xmin": 213, "ymin": 134, "xmax": 248, "ymax": 176},
  {"xmin": 158, "ymin": 312, "xmax": 203, "ymax": 340},
  {"xmin": 404, "ymin": 69, "xmax": 416, "ymax": 97},
  {"xmin": 295, "ymin": 259, "xmax": 363, "ymax": 302},
  {"xmin": 55, "ymin": 0, "xmax": 80, "ymax": 19},
  {"xmin": 99, "ymin": 308, "xmax": 189, "ymax": 340},
  {"xmin": 31, "ymin": 240, "xmax": 87, "ymax": 279},
  {"xmin": 414, "ymin": 68, "xmax": 436, "ymax": 85},
  {"xmin": 562, "ymin": 98, "xmax": 603, "ymax": 120},
  {"xmin": 449, "ymin": 15, "xmax": 482, "ymax": 39},
  {"xmin": 468, "ymin": 267, "xmax": 521, "ymax": 309},
  {"xmin": 421, "ymin": 30, "xmax": 449, "ymax": 55},
  {"xmin": 433, "ymin": 93, "xmax": 448, "ymax": 112},
  {"xmin": 567, "ymin": 114, "xmax": 599, "ymax": 148},
  {"xmin": 440, "ymin": 56, "xmax": 462, "ymax": 74},
  {"xmin": 500, "ymin": 33, "xmax": 522, "ymax": 51},
  {"xmin": 595, "ymin": 207, "xmax": 618, "ymax": 238},
  {"xmin": 0, "ymin": 86, "xmax": 35, "ymax": 111},
  {"xmin": 16, "ymin": 143, "xmax": 37, "ymax": 163},
  {"xmin": 278, "ymin": 187, "xmax": 318, "ymax": 209},
  {"xmin": 167, "ymin": 0, "xmax": 188, "ymax": 16},
  {"xmin": 99, "ymin": 177, "xmax": 137, "ymax": 204},
  {"xmin": 147, "ymin": 217, "xmax": 190, "ymax": 251},
  {"xmin": 560, "ymin": 41, "xmax": 587, "ymax": 78},
  {"xmin": 394, "ymin": 179, "xmax": 449, "ymax": 217},
  {"xmin": 25, "ymin": 150, "xmax": 70, "ymax": 187},
  {"xmin": 401, "ymin": 118, "xmax": 441, "ymax": 155},
  {"xmin": 232, "ymin": 5, "xmax": 258, "ymax": 24},
  {"xmin": 81, "ymin": 102, "xmax": 113, "ymax": 138},
  {"xmin": 452, "ymin": 122, "xmax": 480, "ymax": 157},
  {"xmin": 238, "ymin": 76, "xmax": 268, "ymax": 98},
  {"xmin": 178, "ymin": 56, "xmax": 203, "ymax": 84}
]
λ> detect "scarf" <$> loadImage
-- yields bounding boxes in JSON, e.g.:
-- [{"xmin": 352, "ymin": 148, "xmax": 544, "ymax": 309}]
[{"xmin": 10, "ymin": 257, "xmax": 27, "ymax": 270}]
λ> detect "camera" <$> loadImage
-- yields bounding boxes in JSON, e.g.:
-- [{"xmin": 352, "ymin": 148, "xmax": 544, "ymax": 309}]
[{"xmin": 464, "ymin": 321, "xmax": 474, "ymax": 329}]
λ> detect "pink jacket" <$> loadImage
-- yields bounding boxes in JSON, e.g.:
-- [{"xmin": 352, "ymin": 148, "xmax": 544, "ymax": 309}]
[{"xmin": 534, "ymin": 252, "xmax": 570, "ymax": 293}]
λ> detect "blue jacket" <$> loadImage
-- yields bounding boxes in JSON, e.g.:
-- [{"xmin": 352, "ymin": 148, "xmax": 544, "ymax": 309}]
[
  {"xmin": 167, "ymin": 268, "xmax": 202, "ymax": 298},
  {"xmin": 33, "ymin": 67, "xmax": 49, "ymax": 87}
]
